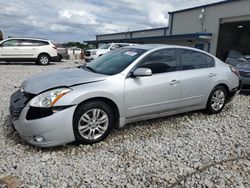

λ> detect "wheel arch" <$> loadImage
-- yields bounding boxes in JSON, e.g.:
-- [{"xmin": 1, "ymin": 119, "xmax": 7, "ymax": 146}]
[
  {"xmin": 74, "ymin": 97, "xmax": 120, "ymax": 129},
  {"xmin": 37, "ymin": 52, "xmax": 51, "ymax": 59},
  {"xmin": 215, "ymin": 83, "xmax": 230, "ymax": 97},
  {"xmin": 206, "ymin": 82, "xmax": 230, "ymax": 105}
]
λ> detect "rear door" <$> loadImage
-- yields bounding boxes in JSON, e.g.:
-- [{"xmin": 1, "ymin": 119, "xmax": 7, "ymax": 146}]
[
  {"xmin": 178, "ymin": 49, "xmax": 216, "ymax": 107},
  {"xmin": 0, "ymin": 39, "xmax": 20, "ymax": 59},
  {"xmin": 18, "ymin": 39, "xmax": 37, "ymax": 58},
  {"xmin": 125, "ymin": 48, "xmax": 181, "ymax": 118}
]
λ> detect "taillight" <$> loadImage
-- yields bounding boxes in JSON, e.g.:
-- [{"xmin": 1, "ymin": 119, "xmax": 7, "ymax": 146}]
[
  {"xmin": 230, "ymin": 66, "xmax": 239, "ymax": 77},
  {"xmin": 52, "ymin": 46, "xmax": 57, "ymax": 50}
]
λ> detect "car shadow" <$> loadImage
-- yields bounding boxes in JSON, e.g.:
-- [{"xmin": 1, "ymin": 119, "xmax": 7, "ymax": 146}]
[{"xmin": 0, "ymin": 62, "xmax": 59, "ymax": 66}]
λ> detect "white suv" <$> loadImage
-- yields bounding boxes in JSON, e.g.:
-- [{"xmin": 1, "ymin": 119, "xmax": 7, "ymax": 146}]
[
  {"xmin": 85, "ymin": 43, "xmax": 134, "ymax": 62},
  {"xmin": 0, "ymin": 38, "xmax": 58, "ymax": 65}
]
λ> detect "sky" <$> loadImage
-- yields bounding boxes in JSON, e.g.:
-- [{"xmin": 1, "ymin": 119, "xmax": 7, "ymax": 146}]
[{"xmin": 0, "ymin": 0, "xmax": 224, "ymax": 42}]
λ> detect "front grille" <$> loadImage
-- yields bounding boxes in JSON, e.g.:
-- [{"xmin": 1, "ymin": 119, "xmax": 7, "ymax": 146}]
[
  {"xmin": 10, "ymin": 90, "xmax": 35, "ymax": 121},
  {"xmin": 85, "ymin": 51, "xmax": 90, "ymax": 56},
  {"xmin": 10, "ymin": 107, "xmax": 21, "ymax": 121},
  {"xmin": 239, "ymin": 71, "xmax": 250, "ymax": 78}
]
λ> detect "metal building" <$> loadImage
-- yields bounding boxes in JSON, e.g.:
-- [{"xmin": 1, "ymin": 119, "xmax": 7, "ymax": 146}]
[{"xmin": 86, "ymin": 0, "xmax": 250, "ymax": 59}]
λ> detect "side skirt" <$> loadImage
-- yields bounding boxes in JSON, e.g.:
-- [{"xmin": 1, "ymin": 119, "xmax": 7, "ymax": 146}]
[{"xmin": 119, "ymin": 105, "xmax": 205, "ymax": 127}]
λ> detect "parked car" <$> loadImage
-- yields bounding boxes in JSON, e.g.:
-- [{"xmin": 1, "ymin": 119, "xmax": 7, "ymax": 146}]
[
  {"xmin": 225, "ymin": 50, "xmax": 250, "ymax": 92},
  {"xmin": 84, "ymin": 43, "xmax": 135, "ymax": 62},
  {"xmin": 244, "ymin": 55, "xmax": 250, "ymax": 61},
  {"xmin": 54, "ymin": 43, "xmax": 69, "ymax": 61},
  {"xmin": 10, "ymin": 45, "xmax": 240, "ymax": 147},
  {"xmin": 68, "ymin": 47, "xmax": 82, "ymax": 55},
  {"xmin": 0, "ymin": 38, "xmax": 58, "ymax": 65}
]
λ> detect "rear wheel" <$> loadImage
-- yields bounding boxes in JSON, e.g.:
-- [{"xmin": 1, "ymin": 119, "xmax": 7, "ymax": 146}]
[
  {"xmin": 73, "ymin": 101, "xmax": 114, "ymax": 144},
  {"xmin": 206, "ymin": 86, "xmax": 227, "ymax": 114},
  {"xmin": 37, "ymin": 54, "xmax": 50, "ymax": 65},
  {"xmin": 57, "ymin": 54, "xmax": 62, "ymax": 62}
]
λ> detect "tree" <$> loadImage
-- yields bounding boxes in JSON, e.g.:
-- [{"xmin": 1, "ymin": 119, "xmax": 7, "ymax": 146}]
[{"xmin": 65, "ymin": 42, "xmax": 89, "ymax": 50}]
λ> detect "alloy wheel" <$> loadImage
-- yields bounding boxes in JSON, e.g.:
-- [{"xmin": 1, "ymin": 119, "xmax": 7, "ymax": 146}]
[
  {"xmin": 40, "ymin": 56, "xmax": 49, "ymax": 65},
  {"xmin": 78, "ymin": 109, "xmax": 109, "ymax": 140},
  {"xmin": 211, "ymin": 90, "xmax": 225, "ymax": 111}
]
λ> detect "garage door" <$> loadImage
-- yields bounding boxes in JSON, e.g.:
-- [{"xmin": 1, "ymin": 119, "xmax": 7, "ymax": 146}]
[{"xmin": 217, "ymin": 16, "xmax": 250, "ymax": 61}]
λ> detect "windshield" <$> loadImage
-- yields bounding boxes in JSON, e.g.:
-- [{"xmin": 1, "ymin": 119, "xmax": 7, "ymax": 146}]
[
  {"xmin": 85, "ymin": 48, "xmax": 146, "ymax": 75},
  {"xmin": 100, "ymin": 44, "xmax": 111, "ymax": 49}
]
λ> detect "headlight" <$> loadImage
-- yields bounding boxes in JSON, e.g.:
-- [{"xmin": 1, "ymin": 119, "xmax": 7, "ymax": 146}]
[
  {"xmin": 29, "ymin": 88, "xmax": 72, "ymax": 108},
  {"xmin": 91, "ymin": 51, "xmax": 96, "ymax": 55}
]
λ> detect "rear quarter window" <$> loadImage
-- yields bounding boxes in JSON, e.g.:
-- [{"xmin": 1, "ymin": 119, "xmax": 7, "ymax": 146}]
[
  {"xmin": 205, "ymin": 55, "xmax": 215, "ymax": 67},
  {"xmin": 36, "ymin": 41, "xmax": 49, "ymax": 46}
]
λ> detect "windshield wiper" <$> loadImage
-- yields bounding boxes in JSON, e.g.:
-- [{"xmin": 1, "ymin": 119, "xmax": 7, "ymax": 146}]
[{"xmin": 85, "ymin": 66, "xmax": 96, "ymax": 73}]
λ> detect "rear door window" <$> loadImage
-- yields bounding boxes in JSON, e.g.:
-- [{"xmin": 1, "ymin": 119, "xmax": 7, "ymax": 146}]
[
  {"xmin": 35, "ymin": 40, "xmax": 49, "ymax": 46},
  {"xmin": 19, "ymin": 39, "xmax": 35, "ymax": 46},
  {"xmin": 179, "ymin": 49, "xmax": 206, "ymax": 70}
]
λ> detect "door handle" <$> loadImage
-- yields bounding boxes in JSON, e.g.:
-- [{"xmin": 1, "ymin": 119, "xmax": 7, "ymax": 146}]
[
  {"xmin": 32, "ymin": 48, "xmax": 36, "ymax": 50},
  {"xmin": 208, "ymin": 73, "xmax": 216, "ymax": 77},
  {"xmin": 169, "ymin": 80, "xmax": 180, "ymax": 85},
  {"xmin": 14, "ymin": 48, "xmax": 18, "ymax": 50}
]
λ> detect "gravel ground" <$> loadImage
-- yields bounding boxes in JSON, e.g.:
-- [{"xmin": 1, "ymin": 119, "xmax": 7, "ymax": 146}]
[{"xmin": 0, "ymin": 61, "xmax": 249, "ymax": 187}]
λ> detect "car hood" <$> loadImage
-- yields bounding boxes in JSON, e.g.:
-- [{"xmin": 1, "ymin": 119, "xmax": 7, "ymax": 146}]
[
  {"xmin": 88, "ymin": 49, "xmax": 109, "ymax": 53},
  {"xmin": 22, "ymin": 68, "xmax": 107, "ymax": 94},
  {"xmin": 236, "ymin": 63, "xmax": 250, "ymax": 72}
]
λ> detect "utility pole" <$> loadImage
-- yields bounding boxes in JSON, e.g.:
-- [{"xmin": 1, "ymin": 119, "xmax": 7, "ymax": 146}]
[{"xmin": 0, "ymin": 30, "xmax": 3, "ymax": 40}]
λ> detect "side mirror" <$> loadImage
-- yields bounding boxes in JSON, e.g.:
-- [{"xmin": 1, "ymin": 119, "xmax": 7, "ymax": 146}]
[{"xmin": 133, "ymin": 68, "xmax": 152, "ymax": 77}]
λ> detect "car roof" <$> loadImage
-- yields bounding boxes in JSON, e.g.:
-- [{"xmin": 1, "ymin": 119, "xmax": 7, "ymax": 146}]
[
  {"xmin": 123, "ymin": 44, "xmax": 165, "ymax": 50},
  {"xmin": 3, "ymin": 37, "xmax": 50, "ymax": 42},
  {"xmin": 108, "ymin": 43, "xmax": 135, "ymax": 45},
  {"xmin": 125, "ymin": 44, "xmax": 213, "ymax": 55}
]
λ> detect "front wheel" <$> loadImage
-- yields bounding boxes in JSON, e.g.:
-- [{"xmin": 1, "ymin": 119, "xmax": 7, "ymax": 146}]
[
  {"xmin": 73, "ymin": 101, "xmax": 115, "ymax": 144},
  {"xmin": 206, "ymin": 86, "xmax": 227, "ymax": 114},
  {"xmin": 37, "ymin": 54, "xmax": 50, "ymax": 65}
]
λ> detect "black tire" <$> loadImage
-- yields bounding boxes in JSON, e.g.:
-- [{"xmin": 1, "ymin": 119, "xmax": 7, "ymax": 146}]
[
  {"xmin": 206, "ymin": 85, "xmax": 227, "ymax": 114},
  {"xmin": 37, "ymin": 54, "xmax": 50, "ymax": 65},
  {"xmin": 57, "ymin": 54, "xmax": 62, "ymax": 62},
  {"xmin": 73, "ymin": 101, "xmax": 115, "ymax": 144}
]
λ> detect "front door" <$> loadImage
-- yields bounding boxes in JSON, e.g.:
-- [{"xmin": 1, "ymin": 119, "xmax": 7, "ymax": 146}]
[
  {"xmin": 0, "ymin": 39, "xmax": 20, "ymax": 59},
  {"xmin": 125, "ymin": 48, "xmax": 181, "ymax": 118}
]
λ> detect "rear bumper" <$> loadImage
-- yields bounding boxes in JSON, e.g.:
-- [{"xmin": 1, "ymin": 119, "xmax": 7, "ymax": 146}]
[
  {"xmin": 51, "ymin": 56, "xmax": 59, "ymax": 62},
  {"xmin": 226, "ymin": 81, "xmax": 242, "ymax": 103},
  {"xmin": 59, "ymin": 54, "xmax": 69, "ymax": 60}
]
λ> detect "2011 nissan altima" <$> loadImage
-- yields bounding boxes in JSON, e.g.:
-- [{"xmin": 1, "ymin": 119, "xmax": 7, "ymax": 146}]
[{"xmin": 10, "ymin": 44, "xmax": 240, "ymax": 147}]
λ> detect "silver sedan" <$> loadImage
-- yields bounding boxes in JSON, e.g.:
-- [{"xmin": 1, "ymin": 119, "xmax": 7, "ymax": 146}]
[{"xmin": 10, "ymin": 45, "xmax": 240, "ymax": 147}]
